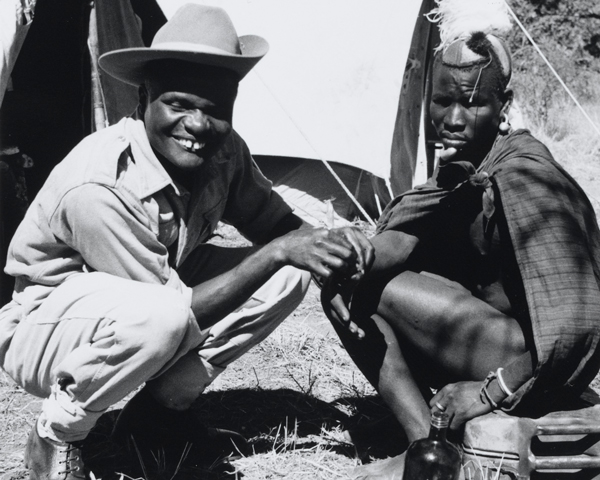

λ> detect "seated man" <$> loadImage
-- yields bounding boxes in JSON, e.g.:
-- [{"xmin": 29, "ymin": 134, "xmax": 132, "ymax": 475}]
[
  {"xmin": 0, "ymin": 4, "xmax": 373, "ymax": 479},
  {"xmin": 322, "ymin": 20, "xmax": 600, "ymax": 480}
]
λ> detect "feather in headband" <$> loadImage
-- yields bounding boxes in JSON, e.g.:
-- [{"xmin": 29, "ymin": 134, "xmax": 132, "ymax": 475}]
[{"xmin": 426, "ymin": 0, "xmax": 513, "ymax": 52}]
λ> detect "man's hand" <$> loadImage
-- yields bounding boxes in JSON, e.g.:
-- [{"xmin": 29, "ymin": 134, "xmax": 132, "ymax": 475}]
[
  {"xmin": 320, "ymin": 274, "xmax": 364, "ymax": 339},
  {"xmin": 429, "ymin": 381, "xmax": 494, "ymax": 430},
  {"xmin": 329, "ymin": 226, "xmax": 374, "ymax": 280},
  {"xmin": 273, "ymin": 226, "xmax": 373, "ymax": 340},
  {"xmin": 271, "ymin": 226, "xmax": 374, "ymax": 282}
]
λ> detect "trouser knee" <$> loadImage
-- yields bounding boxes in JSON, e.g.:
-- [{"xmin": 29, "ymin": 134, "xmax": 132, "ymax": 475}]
[
  {"xmin": 116, "ymin": 285, "xmax": 195, "ymax": 362},
  {"xmin": 148, "ymin": 267, "xmax": 310, "ymax": 410}
]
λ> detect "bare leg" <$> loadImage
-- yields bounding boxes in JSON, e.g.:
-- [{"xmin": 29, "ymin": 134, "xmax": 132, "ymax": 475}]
[
  {"xmin": 330, "ymin": 310, "xmax": 427, "ymax": 480},
  {"xmin": 330, "ymin": 312, "xmax": 431, "ymax": 442},
  {"xmin": 377, "ymin": 271, "xmax": 528, "ymax": 382},
  {"xmin": 328, "ymin": 270, "xmax": 530, "ymax": 479}
]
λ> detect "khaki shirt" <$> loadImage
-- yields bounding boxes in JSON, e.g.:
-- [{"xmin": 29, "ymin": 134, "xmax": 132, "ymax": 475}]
[{"xmin": 4, "ymin": 117, "xmax": 292, "ymax": 314}]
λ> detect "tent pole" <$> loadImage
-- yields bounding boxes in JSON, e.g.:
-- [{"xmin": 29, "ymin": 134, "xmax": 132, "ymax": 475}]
[{"xmin": 88, "ymin": 1, "xmax": 107, "ymax": 131}]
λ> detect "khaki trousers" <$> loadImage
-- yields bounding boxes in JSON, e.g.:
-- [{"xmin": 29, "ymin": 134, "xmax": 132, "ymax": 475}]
[{"xmin": 0, "ymin": 266, "xmax": 309, "ymax": 441}]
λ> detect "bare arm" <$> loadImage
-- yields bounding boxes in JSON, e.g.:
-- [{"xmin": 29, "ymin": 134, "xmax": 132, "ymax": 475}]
[
  {"xmin": 321, "ymin": 229, "xmax": 418, "ymax": 338},
  {"xmin": 191, "ymin": 226, "xmax": 373, "ymax": 329},
  {"xmin": 368, "ymin": 230, "xmax": 419, "ymax": 277}
]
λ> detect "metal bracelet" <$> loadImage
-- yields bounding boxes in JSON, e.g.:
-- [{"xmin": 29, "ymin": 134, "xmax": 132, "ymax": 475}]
[
  {"xmin": 496, "ymin": 367, "xmax": 514, "ymax": 396},
  {"xmin": 480, "ymin": 371, "xmax": 499, "ymax": 409}
]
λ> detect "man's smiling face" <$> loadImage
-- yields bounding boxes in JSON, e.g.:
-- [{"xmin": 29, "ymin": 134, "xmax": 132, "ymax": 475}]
[{"xmin": 142, "ymin": 62, "xmax": 238, "ymax": 172}]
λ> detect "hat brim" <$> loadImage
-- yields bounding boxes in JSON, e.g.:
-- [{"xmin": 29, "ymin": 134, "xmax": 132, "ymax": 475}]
[{"xmin": 98, "ymin": 35, "xmax": 268, "ymax": 85}]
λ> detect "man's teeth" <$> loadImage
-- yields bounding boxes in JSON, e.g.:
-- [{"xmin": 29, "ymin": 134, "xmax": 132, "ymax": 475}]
[{"xmin": 176, "ymin": 138, "xmax": 205, "ymax": 152}]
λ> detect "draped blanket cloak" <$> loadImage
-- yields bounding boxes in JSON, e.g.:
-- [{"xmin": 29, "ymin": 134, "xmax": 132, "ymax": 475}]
[{"xmin": 377, "ymin": 130, "xmax": 600, "ymax": 410}]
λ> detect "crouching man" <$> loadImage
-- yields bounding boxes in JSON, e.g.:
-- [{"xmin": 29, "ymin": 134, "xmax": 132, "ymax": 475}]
[{"xmin": 0, "ymin": 5, "xmax": 373, "ymax": 479}]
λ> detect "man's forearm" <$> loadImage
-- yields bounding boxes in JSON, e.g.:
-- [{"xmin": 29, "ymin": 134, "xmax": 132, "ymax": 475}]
[
  {"xmin": 190, "ymin": 222, "xmax": 373, "ymax": 331},
  {"xmin": 486, "ymin": 351, "xmax": 535, "ymax": 404},
  {"xmin": 190, "ymin": 244, "xmax": 284, "ymax": 329}
]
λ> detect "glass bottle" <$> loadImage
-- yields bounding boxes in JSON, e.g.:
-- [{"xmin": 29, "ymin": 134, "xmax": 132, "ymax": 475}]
[{"xmin": 402, "ymin": 410, "xmax": 462, "ymax": 480}]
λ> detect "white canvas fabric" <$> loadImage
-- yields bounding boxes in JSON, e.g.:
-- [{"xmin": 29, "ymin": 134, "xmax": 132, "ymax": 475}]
[
  {"xmin": 0, "ymin": 0, "xmax": 36, "ymax": 109},
  {"xmin": 156, "ymin": 0, "xmax": 426, "ymax": 224},
  {"xmin": 158, "ymin": 0, "xmax": 424, "ymax": 182}
]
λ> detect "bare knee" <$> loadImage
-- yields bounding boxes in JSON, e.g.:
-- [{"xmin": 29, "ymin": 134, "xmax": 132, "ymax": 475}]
[
  {"xmin": 378, "ymin": 271, "xmax": 471, "ymax": 329},
  {"xmin": 377, "ymin": 272, "xmax": 527, "ymax": 371}
]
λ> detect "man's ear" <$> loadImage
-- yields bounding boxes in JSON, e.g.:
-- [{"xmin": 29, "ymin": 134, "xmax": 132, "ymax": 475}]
[{"xmin": 500, "ymin": 88, "xmax": 514, "ymax": 118}]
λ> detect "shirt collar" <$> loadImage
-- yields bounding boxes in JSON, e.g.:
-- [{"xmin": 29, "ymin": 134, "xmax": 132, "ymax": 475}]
[{"xmin": 123, "ymin": 117, "xmax": 236, "ymax": 199}]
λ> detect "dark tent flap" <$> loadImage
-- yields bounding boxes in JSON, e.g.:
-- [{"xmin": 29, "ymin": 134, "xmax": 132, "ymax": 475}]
[
  {"xmin": 390, "ymin": 0, "xmax": 438, "ymax": 196},
  {"xmin": 95, "ymin": 0, "xmax": 166, "ymax": 125}
]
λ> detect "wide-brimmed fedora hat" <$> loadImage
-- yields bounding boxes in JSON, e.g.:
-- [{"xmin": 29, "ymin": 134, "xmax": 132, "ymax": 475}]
[{"xmin": 99, "ymin": 3, "xmax": 268, "ymax": 85}]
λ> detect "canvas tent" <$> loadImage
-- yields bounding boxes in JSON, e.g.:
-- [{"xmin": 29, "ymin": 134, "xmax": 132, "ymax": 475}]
[
  {"xmin": 0, "ymin": 0, "xmax": 438, "ymax": 301},
  {"xmin": 156, "ymin": 0, "xmax": 438, "ymax": 226}
]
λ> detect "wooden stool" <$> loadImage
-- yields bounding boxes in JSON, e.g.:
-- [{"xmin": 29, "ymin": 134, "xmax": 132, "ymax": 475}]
[{"xmin": 462, "ymin": 405, "xmax": 600, "ymax": 480}]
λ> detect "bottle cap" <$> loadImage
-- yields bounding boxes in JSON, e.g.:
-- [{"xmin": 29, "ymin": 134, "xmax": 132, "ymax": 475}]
[{"xmin": 431, "ymin": 410, "xmax": 450, "ymax": 428}]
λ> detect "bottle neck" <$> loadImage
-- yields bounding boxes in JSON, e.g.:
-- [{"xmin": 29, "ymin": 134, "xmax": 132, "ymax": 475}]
[
  {"xmin": 429, "ymin": 411, "xmax": 449, "ymax": 441},
  {"xmin": 429, "ymin": 424, "xmax": 448, "ymax": 441}
]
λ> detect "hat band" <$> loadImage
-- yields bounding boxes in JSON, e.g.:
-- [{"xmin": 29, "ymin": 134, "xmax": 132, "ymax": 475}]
[{"xmin": 152, "ymin": 41, "xmax": 241, "ymax": 57}]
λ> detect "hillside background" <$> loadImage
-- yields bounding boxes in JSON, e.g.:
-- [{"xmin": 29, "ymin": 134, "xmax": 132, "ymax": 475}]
[
  {"xmin": 508, "ymin": 0, "xmax": 600, "ymax": 124},
  {"xmin": 505, "ymin": 0, "xmax": 600, "ymax": 216}
]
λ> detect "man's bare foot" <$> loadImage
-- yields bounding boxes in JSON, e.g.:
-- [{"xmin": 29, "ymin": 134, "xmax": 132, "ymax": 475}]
[{"xmin": 351, "ymin": 453, "xmax": 406, "ymax": 480}]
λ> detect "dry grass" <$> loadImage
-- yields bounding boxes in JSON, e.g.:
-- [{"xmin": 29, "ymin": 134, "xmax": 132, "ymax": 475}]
[
  {"xmin": 527, "ymin": 101, "xmax": 600, "ymax": 218},
  {"xmin": 0, "ymin": 275, "xmax": 400, "ymax": 480},
  {"xmin": 0, "ymin": 370, "xmax": 42, "ymax": 479}
]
